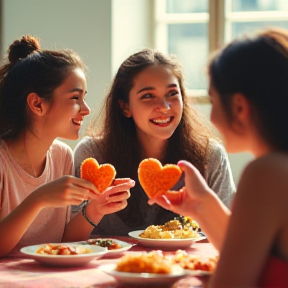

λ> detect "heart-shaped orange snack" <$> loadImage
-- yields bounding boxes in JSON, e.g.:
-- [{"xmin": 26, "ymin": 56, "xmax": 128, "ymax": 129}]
[
  {"xmin": 138, "ymin": 158, "xmax": 182, "ymax": 198},
  {"xmin": 80, "ymin": 158, "xmax": 116, "ymax": 193}
]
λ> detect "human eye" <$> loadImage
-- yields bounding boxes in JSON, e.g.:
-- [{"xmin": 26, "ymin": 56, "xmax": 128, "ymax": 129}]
[
  {"xmin": 168, "ymin": 90, "xmax": 179, "ymax": 97},
  {"xmin": 140, "ymin": 93, "xmax": 154, "ymax": 100},
  {"xmin": 71, "ymin": 94, "xmax": 79, "ymax": 100}
]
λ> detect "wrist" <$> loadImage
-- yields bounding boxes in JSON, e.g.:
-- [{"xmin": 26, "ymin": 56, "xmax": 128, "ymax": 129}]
[{"xmin": 81, "ymin": 201, "xmax": 103, "ymax": 228}]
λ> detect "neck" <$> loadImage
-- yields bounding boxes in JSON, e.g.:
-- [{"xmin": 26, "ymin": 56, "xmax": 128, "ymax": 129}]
[{"xmin": 137, "ymin": 132, "xmax": 167, "ymax": 159}]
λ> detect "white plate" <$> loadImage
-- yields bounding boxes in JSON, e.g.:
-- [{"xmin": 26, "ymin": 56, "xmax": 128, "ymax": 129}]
[
  {"xmin": 20, "ymin": 243, "xmax": 107, "ymax": 267},
  {"xmin": 99, "ymin": 263, "xmax": 188, "ymax": 284},
  {"xmin": 78, "ymin": 238, "xmax": 133, "ymax": 255},
  {"xmin": 128, "ymin": 230, "xmax": 206, "ymax": 249},
  {"xmin": 183, "ymin": 269, "xmax": 212, "ymax": 277}
]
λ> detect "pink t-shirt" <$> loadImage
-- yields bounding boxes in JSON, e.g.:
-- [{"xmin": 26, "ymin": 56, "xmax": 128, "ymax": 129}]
[{"xmin": 0, "ymin": 139, "xmax": 73, "ymax": 257}]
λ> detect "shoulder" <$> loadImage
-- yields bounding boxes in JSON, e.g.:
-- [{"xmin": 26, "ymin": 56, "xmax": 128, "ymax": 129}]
[
  {"xmin": 207, "ymin": 139, "xmax": 228, "ymax": 165},
  {"xmin": 239, "ymin": 153, "xmax": 288, "ymax": 203},
  {"xmin": 74, "ymin": 136, "xmax": 99, "ymax": 153},
  {"xmin": 50, "ymin": 139, "xmax": 73, "ymax": 155},
  {"xmin": 49, "ymin": 139, "xmax": 73, "ymax": 162},
  {"xmin": 242, "ymin": 153, "xmax": 288, "ymax": 182},
  {"xmin": 73, "ymin": 136, "xmax": 103, "ymax": 175}
]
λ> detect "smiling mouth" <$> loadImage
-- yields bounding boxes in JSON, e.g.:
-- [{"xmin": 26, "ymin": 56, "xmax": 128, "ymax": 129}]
[
  {"xmin": 149, "ymin": 116, "xmax": 174, "ymax": 125},
  {"xmin": 72, "ymin": 119, "xmax": 82, "ymax": 126}
]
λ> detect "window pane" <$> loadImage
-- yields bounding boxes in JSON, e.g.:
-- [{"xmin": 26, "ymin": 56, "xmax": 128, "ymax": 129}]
[
  {"xmin": 168, "ymin": 24, "xmax": 208, "ymax": 89},
  {"xmin": 231, "ymin": 21, "xmax": 288, "ymax": 38},
  {"xmin": 166, "ymin": 0, "xmax": 208, "ymax": 13},
  {"xmin": 231, "ymin": 0, "xmax": 288, "ymax": 12}
]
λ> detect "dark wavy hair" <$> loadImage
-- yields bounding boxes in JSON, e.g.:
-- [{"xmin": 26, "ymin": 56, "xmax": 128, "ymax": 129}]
[
  {"xmin": 0, "ymin": 35, "xmax": 85, "ymax": 139},
  {"xmin": 209, "ymin": 28, "xmax": 288, "ymax": 152},
  {"xmin": 87, "ymin": 48, "xmax": 216, "ymax": 179}
]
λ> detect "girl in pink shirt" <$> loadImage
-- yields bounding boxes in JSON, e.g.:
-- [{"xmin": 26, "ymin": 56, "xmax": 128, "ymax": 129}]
[{"xmin": 0, "ymin": 35, "xmax": 134, "ymax": 258}]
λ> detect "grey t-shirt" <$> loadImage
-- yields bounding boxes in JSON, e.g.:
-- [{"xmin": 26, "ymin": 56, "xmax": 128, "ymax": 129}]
[{"xmin": 73, "ymin": 136, "xmax": 235, "ymax": 236}]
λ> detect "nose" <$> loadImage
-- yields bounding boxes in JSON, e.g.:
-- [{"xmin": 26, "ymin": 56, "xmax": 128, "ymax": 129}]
[
  {"xmin": 80, "ymin": 101, "xmax": 91, "ymax": 116},
  {"xmin": 155, "ymin": 98, "xmax": 170, "ymax": 113}
]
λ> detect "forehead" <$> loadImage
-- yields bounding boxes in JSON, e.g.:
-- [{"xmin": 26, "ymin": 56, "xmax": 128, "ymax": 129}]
[{"xmin": 133, "ymin": 65, "xmax": 179, "ymax": 87}]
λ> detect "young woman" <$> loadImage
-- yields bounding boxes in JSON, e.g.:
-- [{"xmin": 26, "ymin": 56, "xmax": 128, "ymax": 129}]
[
  {"xmin": 74, "ymin": 49, "xmax": 235, "ymax": 236},
  {"xmin": 151, "ymin": 28, "xmax": 288, "ymax": 287},
  {"xmin": 0, "ymin": 35, "xmax": 134, "ymax": 258}
]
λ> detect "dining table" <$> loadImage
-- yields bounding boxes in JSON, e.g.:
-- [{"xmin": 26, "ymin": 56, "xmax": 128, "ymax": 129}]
[{"xmin": 0, "ymin": 236, "xmax": 218, "ymax": 288}]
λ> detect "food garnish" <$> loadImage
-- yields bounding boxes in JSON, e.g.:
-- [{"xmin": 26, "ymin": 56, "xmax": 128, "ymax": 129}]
[{"xmin": 87, "ymin": 239, "xmax": 122, "ymax": 250}]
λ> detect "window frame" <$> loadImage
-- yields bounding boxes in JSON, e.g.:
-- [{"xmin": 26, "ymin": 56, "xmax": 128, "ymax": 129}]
[{"xmin": 154, "ymin": 0, "xmax": 288, "ymax": 103}]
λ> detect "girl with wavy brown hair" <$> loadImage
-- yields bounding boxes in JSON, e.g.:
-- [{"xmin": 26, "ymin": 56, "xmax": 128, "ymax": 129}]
[{"xmin": 74, "ymin": 49, "xmax": 235, "ymax": 236}]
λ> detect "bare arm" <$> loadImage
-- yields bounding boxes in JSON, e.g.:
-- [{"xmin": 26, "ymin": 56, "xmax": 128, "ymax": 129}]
[
  {"xmin": 210, "ymin": 155, "xmax": 288, "ymax": 288},
  {"xmin": 0, "ymin": 176, "xmax": 98, "ymax": 258}
]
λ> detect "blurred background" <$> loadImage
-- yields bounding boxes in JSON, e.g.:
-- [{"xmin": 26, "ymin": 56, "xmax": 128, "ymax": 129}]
[{"xmin": 1, "ymin": 0, "xmax": 288, "ymax": 185}]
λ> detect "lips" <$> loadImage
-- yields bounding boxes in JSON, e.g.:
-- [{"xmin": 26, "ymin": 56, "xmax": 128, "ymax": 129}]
[
  {"xmin": 149, "ymin": 116, "xmax": 174, "ymax": 125},
  {"xmin": 72, "ymin": 119, "xmax": 82, "ymax": 126}
]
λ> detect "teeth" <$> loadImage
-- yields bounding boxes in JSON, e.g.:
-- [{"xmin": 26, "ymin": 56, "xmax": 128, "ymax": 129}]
[
  {"xmin": 72, "ymin": 119, "xmax": 82, "ymax": 125},
  {"xmin": 152, "ymin": 118, "xmax": 170, "ymax": 124}
]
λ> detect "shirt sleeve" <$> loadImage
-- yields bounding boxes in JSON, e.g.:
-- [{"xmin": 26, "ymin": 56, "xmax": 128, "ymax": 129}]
[
  {"xmin": 205, "ymin": 141, "xmax": 236, "ymax": 208},
  {"xmin": 72, "ymin": 137, "xmax": 100, "ymax": 215},
  {"xmin": 73, "ymin": 136, "xmax": 100, "ymax": 178}
]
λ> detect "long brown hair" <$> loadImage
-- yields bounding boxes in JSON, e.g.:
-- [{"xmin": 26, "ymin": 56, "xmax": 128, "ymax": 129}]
[{"xmin": 87, "ymin": 48, "xmax": 216, "ymax": 178}]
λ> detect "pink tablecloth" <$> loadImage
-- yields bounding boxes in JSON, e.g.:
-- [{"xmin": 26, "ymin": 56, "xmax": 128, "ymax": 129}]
[{"xmin": 0, "ymin": 237, "xmax": 217, "ymax": 288}]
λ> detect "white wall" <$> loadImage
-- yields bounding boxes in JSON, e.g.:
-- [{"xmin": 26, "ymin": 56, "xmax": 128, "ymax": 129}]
[
  {"xmin": 1, "ymin": 0, "xmax": 251, "ymax": 186},
  {"xmin": 2, "ymin": 0, "xmax": 114, "ymax": 148}
]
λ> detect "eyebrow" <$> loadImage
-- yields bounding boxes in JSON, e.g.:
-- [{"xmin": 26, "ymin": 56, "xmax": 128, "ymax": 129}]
[
  {"xmin": 137, "ymin": 83, "xmax": 178, "ymax": 94},
  {"xmin": 69, "ymin": 88, "xmax": 87, "ymax": 94}
]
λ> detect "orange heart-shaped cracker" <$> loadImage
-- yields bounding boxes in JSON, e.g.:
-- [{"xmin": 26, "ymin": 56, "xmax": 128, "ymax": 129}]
[
  {"xmin": 80, "ymin": 158, "xmax": 116, "ymax": 193},
  {"xmin": 138, "ymin": 158, "xmax": 182, "ymax": 198}
]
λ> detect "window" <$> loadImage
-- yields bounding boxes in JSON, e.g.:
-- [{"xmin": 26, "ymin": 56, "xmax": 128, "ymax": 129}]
[{"xmin": 154, "ymin": 0, "xmax": 288, "ymax": 99}]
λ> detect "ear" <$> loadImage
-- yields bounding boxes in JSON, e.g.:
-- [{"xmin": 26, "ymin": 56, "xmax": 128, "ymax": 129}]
[
  {"xmin": 118, "ymin": 100, "xmax": 132, "ymax": 118},
  {"xmin": 26, "ymin": 93, "xmax": 45, "ymax": 116},
  {"xmin": 231, "ymin": 93, "xmax": 251, "ymax": 127}
]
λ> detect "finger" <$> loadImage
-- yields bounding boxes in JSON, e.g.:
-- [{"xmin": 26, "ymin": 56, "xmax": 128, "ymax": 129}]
[
  {"xmin": 112, "ymin": 178, "xmax": 135, "ymax": 185},
  {"xmin": 149, "ymin": 194, "xmax": 172, "ymax": 210},
  {"xmin": 178, "ymin": 160, "xmax": 201, "ymax": 178},
  {"xmin": 104, "ymin": 182, "xmax": 134, "ymax": 195},
  {"xmin": 70, "ymin": 176, "xmax": 100, "ymax": 194},
  {"xmin": 104, "ymin": 200, "xmax": 128, "ymax": 213},
  {"xmin": 106, "ymin": 191, "xmax": 130, "ymax": 202}
]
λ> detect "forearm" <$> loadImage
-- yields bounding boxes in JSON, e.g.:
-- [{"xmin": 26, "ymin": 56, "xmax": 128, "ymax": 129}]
[
  {"xmin": 0, "ymin": 195, "xmax": 42, "ymax": 258},
  {"xmin": 194, "ymin": 191, "xmax": 231, "ymax": 251},
  {"xmin": 62, "ymin": 203, "xmax": 104, "ymax": 242}
]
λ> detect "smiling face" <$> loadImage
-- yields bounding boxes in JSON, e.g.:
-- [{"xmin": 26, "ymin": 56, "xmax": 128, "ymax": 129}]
[
  {"xmin": 124, "ymin": 65, "xmax": 183, "ymax": 145},
  {"xmin": 43, "ymin": 67, "xmax": 90, "ymax": 140}
]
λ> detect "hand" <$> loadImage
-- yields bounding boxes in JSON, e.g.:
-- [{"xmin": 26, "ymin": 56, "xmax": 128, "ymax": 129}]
[
  {"xmin": 148, "ymin": 160, "xmax": 212, "ymax": 218},
  {"xmin": 85, "ymin": 178, "xmax": 135, "ymax": 218},
  {"xmin": 29, "ymin": 175, "xmax": 99, "ymax": 208}
]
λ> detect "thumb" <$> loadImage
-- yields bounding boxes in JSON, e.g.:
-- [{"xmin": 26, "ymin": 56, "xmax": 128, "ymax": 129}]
[{"xmin": 177, "ymin": 160, "xmax": 200, "ymax": 177}]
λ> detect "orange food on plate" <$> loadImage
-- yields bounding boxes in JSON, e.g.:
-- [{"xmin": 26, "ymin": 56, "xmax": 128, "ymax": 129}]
[
  {"xmin": 138, "ymin": 158, "xmax": 182, "ymax": 198},
  {"xmin": 116, "ymin": 251, "xmax": 172, "ymax": 274},
  {"xmin": 80, "ymin": 158, "xmax": 116, "ymax": 193},
  {"xmin": 172, "ymin": 250, "xmax": 218, "ymax": 272}
]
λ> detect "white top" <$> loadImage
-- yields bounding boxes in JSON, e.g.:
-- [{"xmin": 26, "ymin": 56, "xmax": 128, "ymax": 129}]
[{"xmin": 0, "ymin": 139, "xmax": 73, "ymax": 256}]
